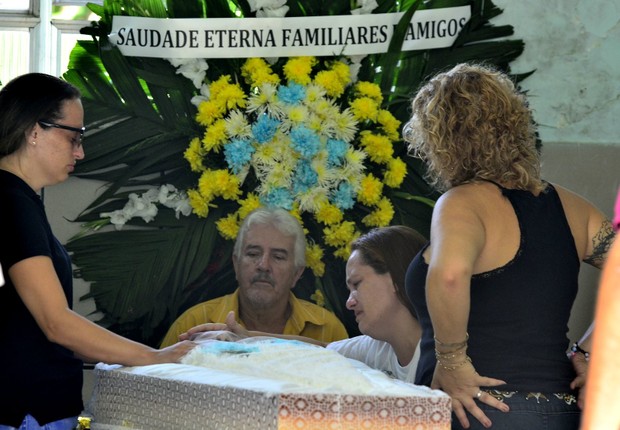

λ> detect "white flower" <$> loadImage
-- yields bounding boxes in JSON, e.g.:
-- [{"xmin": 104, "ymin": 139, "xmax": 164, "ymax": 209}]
[
  {"xmin": 171, "ymin": 199, "xmax": 193, "ymax": 218},
  {"xmin": 248, "ymin": 0, "xmax": 287, "ymax": 12},
  {"xmin": 256, "ymin": 6, "xmax": 289, "ymax": 18},
  {"xmin": 249, "ymin": 0, "xmax": 289, "ymax": 18},
  {"xmin": 167, "ymin": 58, "xmax": 209, "ymax": 89},
  {"xmin": 346, "ymin": 55, "xmax": 366, "ymax": 83},
  {"xmin": 100, "ymin": 185, "xmax": 191, "ymax": 228},
  {"xmin": 101, "ymin": 210, "xmax": 131, "ymax": 230},
  {"xmin": 351, "ymin": 0, "xmax": 379, "ymax": 15},
  {"xmin": 191, "ymin": 83, "xmax": 211, "ymax": 107}
]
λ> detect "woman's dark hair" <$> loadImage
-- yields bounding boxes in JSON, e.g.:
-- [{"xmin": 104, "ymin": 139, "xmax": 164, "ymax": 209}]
[
  {"xmin": 0, "ymin": 73, "xmax": 81, "ymax": 157},
  {"xmin": 350, "ymin": 225, "xmax": 427, "ymax": 318}
]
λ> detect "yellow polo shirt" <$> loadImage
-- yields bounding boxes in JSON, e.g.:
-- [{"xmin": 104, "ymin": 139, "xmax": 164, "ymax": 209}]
[{"xmin": 160, "ymin": 289, "xmax": 348, "ymax": 347}]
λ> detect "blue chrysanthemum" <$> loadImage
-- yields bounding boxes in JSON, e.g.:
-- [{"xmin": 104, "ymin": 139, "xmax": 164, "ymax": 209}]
[
  {"xmin": 326, "ymin": 138, "xmax": 347, "ymax": 167},
  {"xmin": 224, "ymin": 138, "xmax": 255, "ymax": 174},
  {"xmin": 290, "ymin": 125, "xmax": 320, "ymax": 158},
  {"xmin": 252, "ymin": 114, "xmax": 280, "ymax": 144},
  {"xmin": 277, "ymin": 83, "xmax": 306, "ymax": 104},
  {"xmin": 332, "ymin": 182, "xmax": 355, "ymax": 210},
  {"xmin": 292, "ymin": 160, "xmax": 318, "ymax": 194},
  {"xmin": 261, "ymin": 187, "xmax": 294, "ymax": 210}
]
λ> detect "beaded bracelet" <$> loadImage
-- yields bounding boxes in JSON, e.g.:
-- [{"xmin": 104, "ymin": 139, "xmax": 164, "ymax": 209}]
[
  {"xmin": 436, "ymin": 355, "xmax": 472, "ymax": 371},
  {"xmin": 570, "ymin": 342, "xmax": 590, "ymax": 361},
  {"xmin": 435, "ymin": 347, "xmax": 467, "ymax": 361}
]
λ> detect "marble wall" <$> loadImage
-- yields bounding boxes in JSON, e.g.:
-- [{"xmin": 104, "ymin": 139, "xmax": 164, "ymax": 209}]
[{"xmin": 492, "ymin": 0, "xmax": 620, "ymax": 145}]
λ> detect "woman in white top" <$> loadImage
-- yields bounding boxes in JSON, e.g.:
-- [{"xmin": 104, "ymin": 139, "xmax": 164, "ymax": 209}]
[{"xmin": 182, "ymin": 225, "xmax": 427, "ymax": 383}]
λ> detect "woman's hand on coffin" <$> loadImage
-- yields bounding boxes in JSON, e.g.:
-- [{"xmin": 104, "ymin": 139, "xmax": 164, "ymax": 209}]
[
  {"xmin": 431, "ymin": 360, "xmax": 509, "ymax": 429},
  {"xmin": 180, "ymin": 311, "xmax": 251, "ymax": 341},
  {"xmin": 154, "ymin": 340, "xmax": 198, "ymax": 363}
]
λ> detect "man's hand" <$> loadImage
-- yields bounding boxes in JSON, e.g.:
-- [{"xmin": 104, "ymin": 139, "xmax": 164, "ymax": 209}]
[{"xmin": 178, "ymin": 311, "xmax": 249, "ymax": 341}]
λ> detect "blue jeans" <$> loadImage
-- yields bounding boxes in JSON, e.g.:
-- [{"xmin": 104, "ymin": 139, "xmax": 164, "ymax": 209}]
[
  {"xmin": 0, "ymin": 415, "xmax": 78, "ymax": 430},
  {"xmin": 451, "ymin": 391, "xmax": 581, "ymax": 430}
]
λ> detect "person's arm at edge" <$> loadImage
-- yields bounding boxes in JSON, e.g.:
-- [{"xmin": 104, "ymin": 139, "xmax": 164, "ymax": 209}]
[
  {"xmin": 555, "ymin": 185, "xmax": 616, "ymax": 408},
  {"xmin": 11, "ymin": 256, "xmax": 196, "ymax": 366},
  {"xmin": 581, "ymin": 191, "xmax": 619, "ymax": 427},
  {"xmin": 581, "ymin": 230, "xmax": 620, "ymax": 429}
]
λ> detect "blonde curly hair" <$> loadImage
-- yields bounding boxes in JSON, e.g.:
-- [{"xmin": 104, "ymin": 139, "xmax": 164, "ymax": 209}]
[{"xmin": 403, "ymin": 63, "xmax": 544, "ymax": 193}]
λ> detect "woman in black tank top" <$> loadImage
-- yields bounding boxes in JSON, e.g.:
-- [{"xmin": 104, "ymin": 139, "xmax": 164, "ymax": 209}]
[{"xmin": 402, "ymin": 63, "xmax": 615, "ymax": 430}]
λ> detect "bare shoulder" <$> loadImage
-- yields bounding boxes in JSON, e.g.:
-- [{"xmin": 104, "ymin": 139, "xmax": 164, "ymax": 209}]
[
  {"xmin": 434, "ymin": 182, "xmax": 505, "ymax": 222},
  {"xmin": 436, "ymin": 182, "xmax": 497, "ymax": 209},
  {"xmin": 551, "ymin": 183, "xmax": 614, "ymax": 268},
  {"xmin": 431, "ymin": 183, "xmax": 498, "ymax": 241}
]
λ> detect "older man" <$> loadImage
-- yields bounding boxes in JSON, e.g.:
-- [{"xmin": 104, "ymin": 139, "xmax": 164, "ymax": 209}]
[{"xmin": 160, "ymin": 207, "xmax": 348, "ymax": 347}]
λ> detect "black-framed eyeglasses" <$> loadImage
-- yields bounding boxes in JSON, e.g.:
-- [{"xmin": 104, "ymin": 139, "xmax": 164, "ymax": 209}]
[{"xmin": 38, "ymin": 120, "xmax": 85, "ymax": 144}]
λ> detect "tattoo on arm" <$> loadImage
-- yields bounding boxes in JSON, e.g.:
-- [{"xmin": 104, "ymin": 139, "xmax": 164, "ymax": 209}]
[{"xmin": 583, "ymin": 219, "xmax": 615, "ymax": 268}]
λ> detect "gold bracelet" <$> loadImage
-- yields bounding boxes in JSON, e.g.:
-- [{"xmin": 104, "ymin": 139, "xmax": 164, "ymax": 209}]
[
  {"xmin": 434, "ymin": 333, "xmax": 469, "ymax": 348},
  {"xmin": 436, "ymin": 355, "xmax": 472, "ymax": 371},
  {"xmin": 435, "ymin": 348, "xmax": 466, "ymax": 360},
  {"xmin": 435, "ymin": 340, "xmax": 468, "ymax": 355}
]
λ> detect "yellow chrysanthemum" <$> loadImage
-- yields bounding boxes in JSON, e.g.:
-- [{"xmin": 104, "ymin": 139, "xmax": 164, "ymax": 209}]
[
  {"xmin": 377, "ymin": 109, "xmax": 401, "ymax": 140},
  {"xmin": 195, "ymin": 100, "xmax": 223, "ymax": 126},
  {"xmin": 216, "ymin": 213, "xmax": 240, "ymax": 240},
  {"xmin": 330, "ymin": 61, "xmax": 351, "ymax": 86},
  {"xmin": 384, "ymin": 157, "xmax": 407, "ymax": 188},
  {"xmin": 202, "ymin": 119, "xmax": 228, "ymax": 152},
  {"xmin": 310, "ymin": 288, "xmax": 326, "ymax": 306},
  {"xmin": 315, "ymin": 201, "xmax": 344, "ymax": 225},
  {"xmin": 355, "ymin": 81, "xmax": 383, "ymax": 104},
  {"xmin": 359, "ymin": 131, "xmax": 393, "ymax": 164},
  {"xmin": 288, "ymin": 205, "xmax": 304, "ymax": 227},
  {"xmin": 184, "ymin": 137, "xmax": 205, "ymax": 173},
  {"xmin": 241, "ymin": 58, "xmax": 279, "ymax": 87},
  {"xmin": 362, "ymin": 197, "xmax": 394, "ymax": 227},
  {"xmin": 334, "ymin": 246, "xmax": 352, "ymax": 260},
  {"xmin": 323, "ymin": 221, "xmax": 357, "ymax": 248},
  {"xmin": 306, "ymin": 243, "xmax": 325, "ymax": 277},
  {"xmin": 212, "ymin": 169, "xmax": 241, "ymax": 200},
  {"xmin": 187, "ymin": 188, "xmax": 211, "ymax": 218},
  {"xmin": 197, "ymin": 171, "xmax": 217, "ymax": 201},
  {"xmin": 349, "ymin": 97, "xmax": 379, "ymax": 122},
  {"xmin": 314, "ymin": 70, "xmax": 345, "ymax": 98},
  {"xmin": 238, "ymin": 194, "xmax": 262, "ymax": 220},
  {"xmin": 358, "ymin": 174, "xmax": 383, "ymax": 206},
  {"xmin": 218, "ymin": 84, "xmax": 247, "ymax": 111},
  {"xmin": 209, "ymin": 75, "xmax": 234, "ymax": 99},
  {"xmin": 283, "ymin": 56, "xmax": 317, "ymax": 85},
  {"xmin": 252, "ymin": 70, "xmax": 280, "ymax": 87}
]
